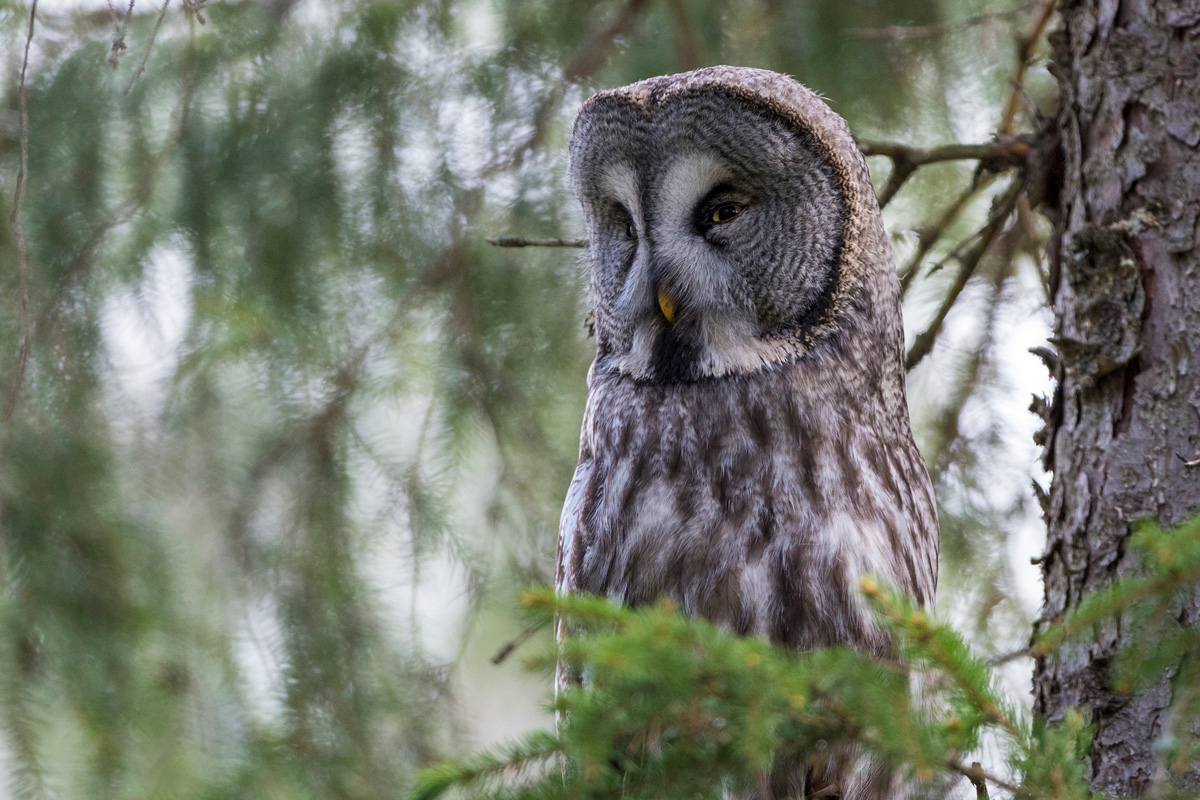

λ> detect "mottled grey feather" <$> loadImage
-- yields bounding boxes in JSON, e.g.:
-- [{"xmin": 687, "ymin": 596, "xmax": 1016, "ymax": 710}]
[{"xmin": 556, "ymin": 66, "xmax": 939, "ymax": 800}]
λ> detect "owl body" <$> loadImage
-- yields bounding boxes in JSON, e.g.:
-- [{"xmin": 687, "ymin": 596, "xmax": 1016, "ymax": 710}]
[
  {"xmin": 562, "ymin": 351, "xmax": 934, "ymax": 652},
  {"xmin": 557, "ymin": 67, "xmax": 938, "ymax": 799}
]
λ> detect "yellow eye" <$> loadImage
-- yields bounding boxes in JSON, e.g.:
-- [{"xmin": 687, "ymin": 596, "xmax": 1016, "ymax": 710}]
[{"xmin": 710, "ymin": 203, "xmax": 745, "ymax": 224}]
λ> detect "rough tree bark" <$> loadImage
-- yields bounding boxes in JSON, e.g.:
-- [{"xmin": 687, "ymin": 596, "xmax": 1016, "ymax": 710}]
[{"xmin": 1034, "ymin": 0, "xmax": 1200, "ymax": 795}]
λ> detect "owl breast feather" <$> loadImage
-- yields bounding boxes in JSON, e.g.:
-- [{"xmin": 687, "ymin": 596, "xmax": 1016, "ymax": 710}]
[{"xmin": 558, "ymin": 362, "xmax": 938, "ymax": 656}]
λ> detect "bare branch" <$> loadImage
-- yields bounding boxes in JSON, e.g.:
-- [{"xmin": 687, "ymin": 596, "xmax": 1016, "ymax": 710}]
[
  {"xmin": 124, "ymin": 0, "xmax": 171, "ymax": 96},
  {"xmin": 5, "ymin": 0, "xmax": 38, "ymax": 422},
  {"xmin": 491, "ymin": 621, "xmax": 548, "ymax": 665},
  {"xmin": 875, "ymin": 161, "xmax": 918, "ymax": 210},
  {"xmin": 947, "ymin": 759, "xmax": 1014, "ymax": 798},
  {"xmin": 988, "ymin": 646, "xmax": 1033, "ymax": 666},
  {"xmin": 858, "ymin": 139, "xmax": 1028, "ymax": 209},
  {"xmin": 899, "ymin": 173, "xmax": 999, "ymax": 298},
  {"xmin": 859, "ymin": 139, "xmax": 1030, "ymax": 168},
  {"xmin": 999, "ymin": 0, "xmax": 1057, "ymax": 135},
  {"xmin": 905, "ymin": 181, "xmax": 1022, "ymax": 372},
  {"xmin": 109, "ymin": 0, "xmax": 136, "ymax": 67},
  {"xmin": 923, "ymin": 242, "xmax": 1016, "ymax": 470},
  {"xmin": 488, "ymin": 236, "xmax": 587, "ymax": 248}
]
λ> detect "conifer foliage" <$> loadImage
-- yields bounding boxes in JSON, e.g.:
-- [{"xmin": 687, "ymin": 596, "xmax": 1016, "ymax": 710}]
[
  {"xmin": 416, "ymin": 514, "xmax": 1200, "ymax": 799},
  {"xmin": 1, "ymin": 2, "xmax": 1197, "ymax": 798}
]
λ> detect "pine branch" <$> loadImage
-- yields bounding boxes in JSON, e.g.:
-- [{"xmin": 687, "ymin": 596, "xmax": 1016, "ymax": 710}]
[
  {"xmin": 411, "ymin": 731, "xmax": 562, "ymax": 800},
  {"xmin": 491, "ymin": 0, "xmax": 651, "ymax": 174},
  {"xmin": 4, "ymin": 0, "xmax": 39, "ymax": 423},
  {"xmin": 861, "ymin": 579, "xmax": 1024, "ymax": 742},
  {"xmin": 20, "ymin": 50, "xmax": 196, "ymax": 410},
  {"xmin": 1035, "ymin": 516, "xmax": 1200, "ymax": 655},
  {"xmin": 124, "ymin": 0, "xmax": 171, "ymax": 96}
]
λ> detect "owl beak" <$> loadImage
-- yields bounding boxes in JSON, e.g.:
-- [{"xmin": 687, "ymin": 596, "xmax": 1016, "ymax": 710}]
[{"xmin": 657, "ymin": 285, "xmax": 677, "ymax": 324}]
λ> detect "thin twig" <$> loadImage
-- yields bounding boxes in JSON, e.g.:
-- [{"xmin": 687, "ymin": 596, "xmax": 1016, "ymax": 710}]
[
  {"xmin": 846, "ymin": 5, "xmax": 1033, "ymax": 40},
  {"xmin": 905, "ymin": 181, "xmax": 1022, "ymax": 372},
  {"xmin": 988, "ymin": 646, "xmax": 1033, "ymax": 666},
  {"xmin": 488, "ymin": 236, "xmax": 587, "ymax": 248},
  {"xmin": 999, "ymin": 0, "xmax": 1056, "ymax": 135},
  {"xmin": 181, "ymin": 0, "xmax": 207, "ymax": 24},
  {"xmin": 491, "ymin": 621, "xmax": 548, "ymax": 665},
  {"xmin": 124, "ymin": 0, "xmax": 170, "ymax": 95},
  {"xmin": 1176, "ymin": 454, "xmax": 1200, "ymax": 469},
  {"xmin": 26, "ymin": 60, "xmax": 195, "ymax": 380},
  {"xmin": 924, "ymin": 243, "xmax": 1016, "ymax": 470},
  {"xmin": 109, "ymin": 0, "xmax": 136, "ymax": 67},
  {"xmin": 4, "ymin": 0, "xmax": 39, "ymax": 423},
  {"xmin": 1015, "ymin": 192, "xmax": 1051, "ymax": 305},
  {"xmin": 948, "ymin": 759, "xmax": 1012, "ymax": 798},
  {"xmin": 899, "ymin": 173, "xmax": 998, "ymax": 297}
]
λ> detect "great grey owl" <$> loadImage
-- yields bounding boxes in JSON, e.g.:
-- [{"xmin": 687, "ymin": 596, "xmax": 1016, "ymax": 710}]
[{"xmin": 555, "ymin": 66, "xmax": 939, "ymax": 800}]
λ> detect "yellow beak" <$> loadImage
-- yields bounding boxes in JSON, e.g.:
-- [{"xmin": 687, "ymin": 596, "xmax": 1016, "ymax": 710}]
[{"xmin": 657, "ymin": 286, "xmax": 676, "ymax": 324}]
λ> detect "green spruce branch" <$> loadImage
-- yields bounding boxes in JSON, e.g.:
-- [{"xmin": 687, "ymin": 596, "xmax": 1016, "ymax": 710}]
[{"xmin": 414, "ymin": 516, "xmax": 1200, "ymax": 800}]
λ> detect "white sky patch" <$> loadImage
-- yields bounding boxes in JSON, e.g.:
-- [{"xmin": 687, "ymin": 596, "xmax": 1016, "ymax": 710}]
[
  {"xmin": 460, "ymin": 0, "xmax": 503, "ymax": 54},
  {"xmin": 102, "ymin": 245, "xmax": 193, "ymax": 416},
  {"xmin": 991, "ymin": 268, "xmax": 1055, "ymax": 613},
  {"xmin": 234, "ymin": 594, "xmax": 289, "ymax": 726},
  {"xmin": 412, "ymin": 552, "xmax": 472, "ymax": 663},
  {"xmin": 441, "ymin": 93, "xmax": 497, "ymax": 184}
]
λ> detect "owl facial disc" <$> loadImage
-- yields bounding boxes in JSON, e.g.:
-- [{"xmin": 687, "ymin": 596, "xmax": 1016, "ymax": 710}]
[{"xmin": 570, "ymin": 73, "xmax": 852, "ymax": 384}]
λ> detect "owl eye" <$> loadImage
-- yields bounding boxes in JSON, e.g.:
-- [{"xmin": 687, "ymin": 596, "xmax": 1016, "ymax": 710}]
[
  {"xmin": 710, "ymin": 203, "xmax": 746, "ymax": 224},
  {"xmin": 610, "ymin": 204, "xmax": 637, "ymax": 241}
]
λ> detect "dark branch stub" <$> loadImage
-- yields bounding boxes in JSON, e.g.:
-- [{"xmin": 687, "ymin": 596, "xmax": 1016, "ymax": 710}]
[
  {"xmin": 488, "ymin": 237, "xmax": 587, "ymax": 248},
  {"xmin": 965, "ymin": 761, "xmax": 989, "ymax": 800}
]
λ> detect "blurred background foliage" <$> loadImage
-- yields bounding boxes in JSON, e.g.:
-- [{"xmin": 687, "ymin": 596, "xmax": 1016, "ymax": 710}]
[{"xmin": 0, "ymin": 0, "xmax": 1055, "ymax": 796}]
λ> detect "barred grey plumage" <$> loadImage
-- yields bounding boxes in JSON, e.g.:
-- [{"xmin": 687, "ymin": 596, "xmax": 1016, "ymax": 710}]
[{"xmin": 556, "ymin": 66, "xmax": 938, "ymax": 799}]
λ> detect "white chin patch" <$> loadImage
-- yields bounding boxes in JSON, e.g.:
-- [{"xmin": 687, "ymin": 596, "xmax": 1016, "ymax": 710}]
[
  {"xmin": 611, "ymin": 317, "xmax": 803, "ymax": 381},
  {"xmin": 697, "ymin": 315, "xmax": 802, "ymax": 376}
]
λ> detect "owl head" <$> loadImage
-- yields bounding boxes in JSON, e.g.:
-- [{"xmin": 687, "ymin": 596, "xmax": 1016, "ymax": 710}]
[{"xmin": 569, "ymin": 66, "xmax": 901, "ymax": 385}]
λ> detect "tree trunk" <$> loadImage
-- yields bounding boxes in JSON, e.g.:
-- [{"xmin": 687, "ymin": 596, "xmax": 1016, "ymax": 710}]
[{"xmin": 1034, "ymin": 0, "xmax": 1200, "ymax": 795}]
